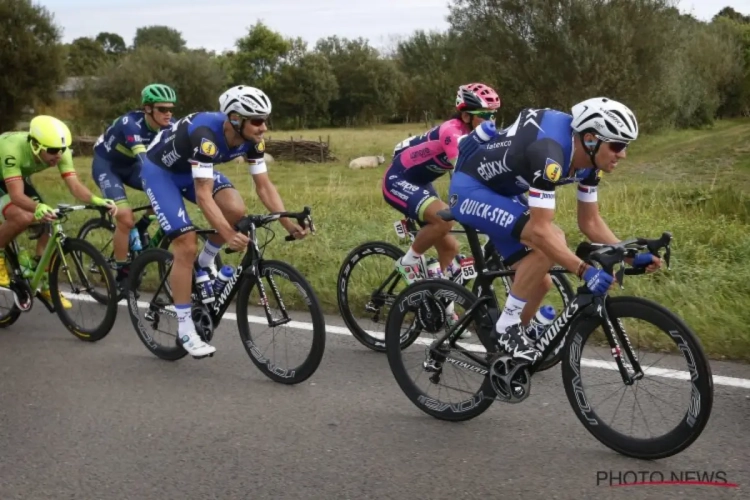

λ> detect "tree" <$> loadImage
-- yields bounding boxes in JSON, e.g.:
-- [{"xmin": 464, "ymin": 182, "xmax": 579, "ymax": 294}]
[
  {"xmin": 228, "ymin": 21, "xmax": 292, "ymax": 88},
  {"xmin": 76, "ymin": 46, "xmax": 227, "ymax": 130},
  {"xmin": 133, "ymin": 25, "xmax": 186, "ymax": 52},
  {"xmin": 95, "ymin": 32, "xmax": 127, "ymax": 56},
  {"xmin": 66, "ymin": 37, "xmax": 108, "ymax": 76},
  {"xmin": 0, "ymin": 0, "xmax": 65, "ymax": 131},
  {"xmin": 273, "ymin": 53, "xmax": 339, "ymax": 128}
]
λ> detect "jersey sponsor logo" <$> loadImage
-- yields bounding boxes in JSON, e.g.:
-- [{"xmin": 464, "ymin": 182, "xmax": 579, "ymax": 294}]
[
  {"xmin": 543, "ymin": 158, "xmax": 562, "ymax": 182},
  {"xmin": 476, "ymin": 151, "xmax": 511, "ymax": 181},
  {"xmin": 529, "ymin": 188, "xmax": 554, "ymax": 200},
  {"xmin": 449, "ymin": 194, "xmax": 458, "ymax": 208},
  {"xmin": 161, "ymin": 149, "xmax": 181, "ymax": 167},
  {"xmin": 256, "ymin": 140, "xmax": 265, "ymax": 153},
  {"xmin": 127, "ymin": 135, "xmax": 143, "ymax": 143},
  {"xmin": 485, "ymin": 140, "xmax": 511, "ymax": 150},
  {"xmin": 458, "ymin": 198, "xmax": 516, "ymax": 228},
  {"xmin": 395, "ymin": 179, "xmax": 421, "ymax": 193},
  {"xmin": 409, "ymin": 146, "xmax": 432, "ymax": 160},
  {"xmin": 200, "ymin": 138, "xmax": 218, "ymax": 157}
]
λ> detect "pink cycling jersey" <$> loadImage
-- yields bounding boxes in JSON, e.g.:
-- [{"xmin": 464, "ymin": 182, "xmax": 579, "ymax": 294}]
[{"xmin": 390, "ymin": 118, "xmax": 470, "ymax": 184}]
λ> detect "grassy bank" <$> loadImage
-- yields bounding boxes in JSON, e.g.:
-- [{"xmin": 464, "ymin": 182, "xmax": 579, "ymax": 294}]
[{"xmin": 23, "ymin": 120, "xmax": 750, "ymax": 361}]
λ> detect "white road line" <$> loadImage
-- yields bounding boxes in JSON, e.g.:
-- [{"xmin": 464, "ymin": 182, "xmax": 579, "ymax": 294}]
[{"xmin": 52, "ymin": 294, "xmax": 750, "ymax": 390}]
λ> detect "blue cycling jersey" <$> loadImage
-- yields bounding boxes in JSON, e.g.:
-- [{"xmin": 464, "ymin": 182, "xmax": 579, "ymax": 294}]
[
  {"xmin": 455, "ymin": 108, "xmax": 602, "ymax": 210},
  {"xmin": 93, "ymin": 111, "xmax": 174, "ymax": 167},
  {"xmin": 145, "ymin": 111, "xmax": 266, "ymax": 178}
]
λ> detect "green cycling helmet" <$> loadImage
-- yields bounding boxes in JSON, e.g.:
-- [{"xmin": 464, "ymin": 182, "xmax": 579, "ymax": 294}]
[{"xmin": 141, "ymin": 83, "xmax": 177, "ymax": 104}]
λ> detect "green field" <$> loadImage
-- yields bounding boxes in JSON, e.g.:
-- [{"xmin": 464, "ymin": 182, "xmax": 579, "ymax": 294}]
[{"xmin": 23, "ymin": 120, "xmax": 750, "ymax": 361}]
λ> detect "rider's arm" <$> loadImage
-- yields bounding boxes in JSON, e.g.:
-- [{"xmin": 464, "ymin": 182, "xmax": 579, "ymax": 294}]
[
  {"xmin": 190, "ymin": 129, "xmax": 234, "ymax": 240},
  {"xmin": 122, "ymin": 117, "xmax": 150, "ymax": 166},
  {"xmin": 246, "ymin": 141, "xmax": 295, "ymax": 231},
  {"xmin": 576, "ymin": 171, "xmax": 619, "ymax": 244},
  {"xmin": 521, "ymin": 139, "xmax": 587, "ymax": 274},
  {"xmin": 1, "ymin": 146, "xmax": 38, "ymax": 212},
  {"xmin": 439, "ymin": 122, "xmax": 463, "ymax": 167},
  {"xmin": 57, "ymin": 151, "xmax": 97, "ymax": 203}
]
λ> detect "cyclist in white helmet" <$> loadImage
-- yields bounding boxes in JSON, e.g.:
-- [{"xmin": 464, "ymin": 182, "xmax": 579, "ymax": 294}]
[
  {"xmin": 449, "ymin": 97, "xmax": 662, "ymax": 364},
  {"xmin": 139, "ymin": 85, "xmax": 308, "ymax": 358}
]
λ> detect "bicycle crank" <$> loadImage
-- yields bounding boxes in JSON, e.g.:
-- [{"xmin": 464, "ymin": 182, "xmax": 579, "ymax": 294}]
[
  {"xmin": 192, "ymin": 304, "xmax": 215, "ymax": 343},
  {"xmin": 9, "ymin": 279, "xmax": 33, "ymax": 312},
  {"xmin": 489, "ymin": 354, "xmax": 532, "ymax": 404}
]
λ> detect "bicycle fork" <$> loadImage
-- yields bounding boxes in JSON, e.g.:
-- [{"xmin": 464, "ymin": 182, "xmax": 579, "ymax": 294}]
[
  {"xmin": 255, "ymin": 268, "xmax": 292, "ymax": 328},
  {"xmin": 596, "ymin": 297, "xmax": 644, "ymax": 385}
]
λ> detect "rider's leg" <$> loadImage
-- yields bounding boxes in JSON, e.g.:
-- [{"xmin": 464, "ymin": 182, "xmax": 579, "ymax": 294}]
[
  {"xmin": 195, "ymin": 176, "xmax": 245, "ymax": 272},
  {"xmin": 449, "ymin": 172, "xmax": 541, "ymax": 362},
  {"xmin": 142, "ymin": 162, "xmax": 215, "ymax": 357},
  {"xmin": 0, "ymin": 202, "xmax": 35, "ymax": 287},
  {"xmin": 420, "ymin": 197, "xmax": 460, "ymax": 272},
  {"xmin": 93, "ymin": 156, "xmax": 133, "ymax": 280}
]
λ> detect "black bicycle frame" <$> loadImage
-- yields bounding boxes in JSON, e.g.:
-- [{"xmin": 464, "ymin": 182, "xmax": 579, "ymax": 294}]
[{"xmin": 427, "ymin": 222, "xmax": 646, "ymax": 384}]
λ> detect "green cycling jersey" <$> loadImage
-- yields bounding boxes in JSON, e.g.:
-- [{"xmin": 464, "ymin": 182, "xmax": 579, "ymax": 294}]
[{"xmin": 0, "ymin": 131, "xmax": 77, "ymax": 184}]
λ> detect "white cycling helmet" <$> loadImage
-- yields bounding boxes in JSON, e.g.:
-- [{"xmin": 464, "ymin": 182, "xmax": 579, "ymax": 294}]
[
  {"xmin": 571, "ymin": 97, "xmax": 638, "ymax": 142},
  {"xmin": 219, "ymin": 85, "xmax": 272, "ymax": 118}
]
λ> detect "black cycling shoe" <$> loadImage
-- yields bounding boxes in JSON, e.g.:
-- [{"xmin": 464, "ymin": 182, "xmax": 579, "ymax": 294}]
[{"xmin": 494, "ymin": 323, "xmax": 542, "ymax": 364}]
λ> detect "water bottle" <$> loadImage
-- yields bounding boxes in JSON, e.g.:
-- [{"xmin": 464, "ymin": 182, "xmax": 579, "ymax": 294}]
[
  {"xmin": 18, "ymin": 250, "xmax": 36, "ymax": 279},
  {"xmin": 195, "ymin": 269, "xmax": 215, "ymax": 304},
  {"xmin": 473, "ymin": 120, "xmax": 498, "ymax": 144},
  {"xmin": 527, "ymin": 305, "xmax": 556, "ymax": 341},
  {"xmin": 129, "ymin": 228, "xmax": 142, "ymax": 252},
  {"xmin": 213, "ymin": 265, "xmax": 234, "ymax": 298},
  {"xmin": 425, "ymin": 257, "xmax": 443, "ymax": 279}
]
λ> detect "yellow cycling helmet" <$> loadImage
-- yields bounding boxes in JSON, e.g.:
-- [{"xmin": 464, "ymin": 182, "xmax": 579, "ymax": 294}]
[{"xmin": 28, "ymin": 115, "xmax": 72, "ymax": 154}]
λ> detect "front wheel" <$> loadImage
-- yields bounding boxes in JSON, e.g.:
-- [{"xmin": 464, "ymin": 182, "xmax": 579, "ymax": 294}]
[
  {"xmin": 236, "ymin": 259, "xmax": 326, "ymax": 384},
  {"xmin": 48, "ymin": 238, "xmax": 119, "ymax": 342},
  {"xmin": 337, "ymin": 241, "xmax": 406, "ymax": 352},
  {"xmin": 562, "ymin": 296, "xmax": 713, "ymax": 459}
]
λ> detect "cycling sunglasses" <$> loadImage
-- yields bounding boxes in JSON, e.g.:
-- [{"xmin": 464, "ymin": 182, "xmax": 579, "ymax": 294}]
[
  {"xmin": 42, "ymin": 145, "xmax": 66, "ymax": 155},
  {"xmin": 154, "ymin": 106, "xmax": 175, "ymax": 114},
  {"xmin": 245, "ymin": 117, "xmax": 266, "ymax": 126},
  {"xmin": 468, "ymin": 110, "xmax": 496, "ymax": 120},
  {"xmin": 594, "ymin": 135, "xmax": 629, "ymax": 153}
]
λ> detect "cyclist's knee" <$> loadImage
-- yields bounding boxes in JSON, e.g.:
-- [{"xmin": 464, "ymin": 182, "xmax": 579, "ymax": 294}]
[
  {"xmin": 170, "ymin": 232, "xmax": 198, "ymax": 259},
  {"xmin": 4, "ymin": 206, "xmax": 35, "ymax": 228},
  {"xmin": 215, "ymin": 188, "xmax": 245, "ymax": 225},
  {"xmin": 540, "ymin": 273, "xmax": 553, "ymax": 293},
  {"xmin": 114, "ymin": 208, "xmax": 135, "ymax": 228}
]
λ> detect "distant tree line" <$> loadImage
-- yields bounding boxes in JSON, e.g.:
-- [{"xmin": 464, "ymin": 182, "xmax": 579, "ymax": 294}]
[{"xmin": 2, "ymin": 0, "xmax": 750, "ymax": 133}]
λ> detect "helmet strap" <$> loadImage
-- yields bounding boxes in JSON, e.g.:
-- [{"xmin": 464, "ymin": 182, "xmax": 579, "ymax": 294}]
[{"xmin": 579, "ymin": 132, "xmax": 602, "ymax": 170}]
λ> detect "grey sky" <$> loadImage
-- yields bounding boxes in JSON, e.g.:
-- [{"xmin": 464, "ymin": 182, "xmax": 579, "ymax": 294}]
[{"xmin": 42, "ymin": 0, "xmax": 750, "ymax": 53}]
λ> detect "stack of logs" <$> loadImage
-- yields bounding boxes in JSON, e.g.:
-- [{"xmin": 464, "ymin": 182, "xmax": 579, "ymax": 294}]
[{"xmin": 71, "ymin": 135, "xmax": 336, "ymax": 164}]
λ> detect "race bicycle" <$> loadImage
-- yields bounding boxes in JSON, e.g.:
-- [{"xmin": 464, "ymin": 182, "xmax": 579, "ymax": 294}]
[
  {"xmin": 77, "ymin": 203, "xmax": 223, "ymax": 302},
  {"xmin": 337, "ymin": 215, "xmax": 574, "ymax": 370},
  {"xmin": 0, "ymin": 203, "xmax": 119, "ymax": 341},
  {"xmin": 384, "ymin": 209, "xmax": 713, "ymax": 459},
  {"xmin": 126, "ymin": 206, "xmax": 326, "ymax": 384}
]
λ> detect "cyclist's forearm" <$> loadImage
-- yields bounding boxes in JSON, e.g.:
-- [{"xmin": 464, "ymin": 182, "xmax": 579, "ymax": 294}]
[
  {"xmin": 528, "ymin": 223, "xmax": 583, "ymax": 274},
  {"xmin": 64, "ymin": 176, "xmax": 95, "ymax": 203},
  {"xmin": 579, "ymin": 213, "xmax": 619, "ymax": 244}
]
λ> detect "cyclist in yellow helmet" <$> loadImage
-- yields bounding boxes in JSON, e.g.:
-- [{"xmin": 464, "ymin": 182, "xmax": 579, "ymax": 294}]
[{"xmin": 0, "ymin": 115, "xmax": 118, "ymax": 307}]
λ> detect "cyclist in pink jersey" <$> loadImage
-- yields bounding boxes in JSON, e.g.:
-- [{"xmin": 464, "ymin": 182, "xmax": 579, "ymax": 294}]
[{"xmin": 383, "ymin": 82, "xmax": 501, "ymax": 283}]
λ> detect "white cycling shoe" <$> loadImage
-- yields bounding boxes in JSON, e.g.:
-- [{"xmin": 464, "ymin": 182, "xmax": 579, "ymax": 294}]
[{"xmin": 179, "ymin": 332, "xmax": 216, "ymax": 358}]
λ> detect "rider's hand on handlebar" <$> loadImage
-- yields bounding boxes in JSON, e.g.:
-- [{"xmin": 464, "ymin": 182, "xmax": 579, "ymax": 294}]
[
  {"xmin": 583, "ymin": 266, "xmax": 614, "ymax": 296},
  {"xmin": 281, "ymin": 218, "xmax": 309, "ymax": 240},
  {"xmin": 627, "ymin": 252, "xmax": 662, "ymax": 273},
  {"xmin": 35, "ymin": 203, "xmax": 57, "ymax": 222},
  {"xmin": 91, "ymin": 195, "xmax": 118, "ymax": 217},
  {"xmin": 226, "ymin": 230, "xmax": 250, "ymax": 252}
]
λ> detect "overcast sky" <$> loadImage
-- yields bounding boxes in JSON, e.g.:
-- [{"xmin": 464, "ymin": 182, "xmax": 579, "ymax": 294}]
[{"xmin": 41, "ymin": 0, "xmax": 750, "ymax": 53}]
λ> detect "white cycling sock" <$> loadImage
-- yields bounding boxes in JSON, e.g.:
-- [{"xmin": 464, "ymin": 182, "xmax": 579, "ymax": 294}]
[
  {"xmin": 496, "ymin": 294, "xmax": 527, "ymax": 333},
  {"xmin": 176, "ymin": 304, "xmax": 195, "ymax": 338},
  {"xmin": 198, "ymin": 240, "xmax": 222, "ymax": 269},
  {"xmin": 401, "ymin": 247, "xmax": 421, "ymax": 266}
]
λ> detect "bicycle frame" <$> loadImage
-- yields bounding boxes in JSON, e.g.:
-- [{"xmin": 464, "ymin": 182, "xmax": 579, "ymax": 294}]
[{"xmin": 427, "ymin": 221, "xmax": 653, "ymax": 384}]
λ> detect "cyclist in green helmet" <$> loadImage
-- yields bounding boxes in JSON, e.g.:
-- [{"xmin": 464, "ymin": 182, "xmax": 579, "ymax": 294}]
[{"xmin": 91, "ymin": 83, "xmax": 177, "ymax": 293}]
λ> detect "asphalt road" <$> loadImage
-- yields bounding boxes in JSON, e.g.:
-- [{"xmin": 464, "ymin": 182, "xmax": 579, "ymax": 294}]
[{"xmin": 1, "ymin": 302, "xmax": 748, "ymax": 500}]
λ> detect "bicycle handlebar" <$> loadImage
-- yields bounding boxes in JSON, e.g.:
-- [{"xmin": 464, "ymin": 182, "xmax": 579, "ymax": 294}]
[
  {"xmin": 225, "ymin": 206, "xmax": 315, "ymax": 254},
  {"xmin": 575, "ymin": 231, "xmax": 673, "ymax": 287}
]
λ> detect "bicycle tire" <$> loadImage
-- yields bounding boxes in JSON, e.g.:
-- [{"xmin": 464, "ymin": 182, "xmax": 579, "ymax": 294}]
[
  {"xmin": 337, "ymin": 240, "xmax": 405, "ymax": 352},
  {"xmin": 236, "ymin": 259, "xmax": 326, "ymax": 384},
  {"xmin": 126, "ymin": 248, "xmax": 189, "ymax": 361},
  {"xmin": 561, "ymin": 296, "xmax": 714, "ymax": 459},
  {"xmin": 0, "ymin": 248, "xmax": 23, "ymax": 328},
  {"xmin": 48, "ymin": 238, "xmax": 119, "ymax": 342},
  {"xmin": 385, "ymin": 278, "xmax": 497, "ymax": 422},
  {"xmin": 77, "ymin": 217, "xmax": 116, "ymax": 305}
]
